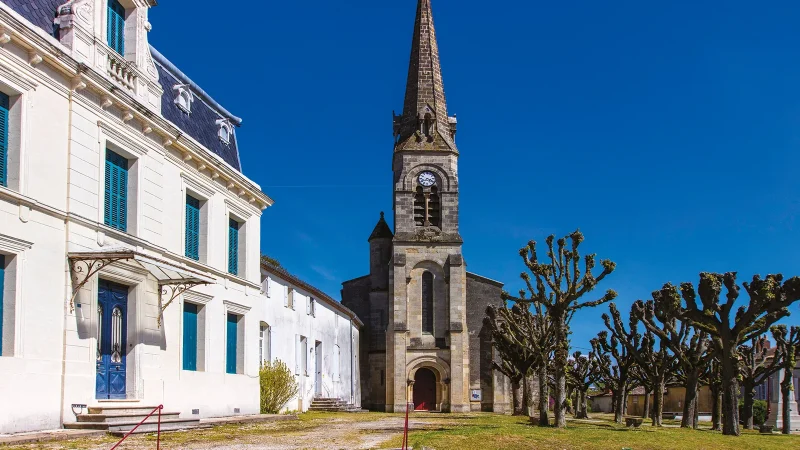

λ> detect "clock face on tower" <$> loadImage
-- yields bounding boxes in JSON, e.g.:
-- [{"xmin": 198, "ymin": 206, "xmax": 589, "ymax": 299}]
[{"xmin": 418, "ymin": 171, "xmax": 436, "ymax": 187}]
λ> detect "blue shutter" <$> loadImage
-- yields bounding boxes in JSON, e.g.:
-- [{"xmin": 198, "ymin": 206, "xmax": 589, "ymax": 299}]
[
  {"xmin": 185, "ymin": 196, "xmax": 200, "ymax": 260},
  {"xmin": 0, "ymin": 255, "xmax": 4, "ymax": 356},
  {"xmin": 104, "ymin": 150, "xmax": 128, "ymax": 232},
  {"xmin": 228, "ymin": 219, "xmax": 239, "ymax": 275},
  {"xmin": 0, "ymin": 93, "xmax": 8, "ymax": 187},
  {"xmin": 183, "ymin": 303, "xmax": 198, "ymax": 371},
  {"xmin": 226, "ymin": 313, "xmax": 237, "ymax": 374},
  {"xmin": 107, "ymin": 0, "xmax": 125, "ymax": 55}
]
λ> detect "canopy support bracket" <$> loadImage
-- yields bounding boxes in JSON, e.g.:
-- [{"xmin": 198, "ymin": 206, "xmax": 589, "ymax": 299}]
[
  {"xmin": 69, "ymin": 256, "xmax": 132, "ymax": 313},
  {"xmin": 158, "ymin": 281, "xmax": 210, "ymax": 327}
]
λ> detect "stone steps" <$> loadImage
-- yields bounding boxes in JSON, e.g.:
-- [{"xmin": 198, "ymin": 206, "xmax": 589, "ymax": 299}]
[
  {"xmin": 308, "ymin": 398, "xmax": 368, "ymax": 413},
  {"xmin": 64, "ymin": 403, "xmax": 201, "ymax": 435}
]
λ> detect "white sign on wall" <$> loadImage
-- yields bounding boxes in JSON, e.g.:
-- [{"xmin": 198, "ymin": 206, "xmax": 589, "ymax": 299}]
[{"xmin": 470, "ymin": 389, "xmax": 482, "ymax": 402}]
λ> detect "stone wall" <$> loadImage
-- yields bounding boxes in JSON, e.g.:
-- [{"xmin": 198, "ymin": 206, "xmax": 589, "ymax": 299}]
[{"xmin": 466, "ymin": 272, "xmax": 511, "ymax": 412}]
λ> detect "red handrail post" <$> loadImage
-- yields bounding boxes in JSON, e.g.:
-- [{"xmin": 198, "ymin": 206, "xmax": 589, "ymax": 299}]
[
  {"xmin": 402, "ymin": 401, "xmax": 411, "ymax": 450},
  {"xmin": 157, "ymin": 405, "xmax": 162, "ymax": 450}
]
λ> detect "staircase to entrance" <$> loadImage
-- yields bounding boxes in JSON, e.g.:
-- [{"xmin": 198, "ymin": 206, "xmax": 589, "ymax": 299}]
[
  {"xmin": 308, "ymin": 397, "xmax": 367, "ymax": 413},
  {"xmin": 64, "ymin": 401, "xmax": 201, "ymax": 435}
]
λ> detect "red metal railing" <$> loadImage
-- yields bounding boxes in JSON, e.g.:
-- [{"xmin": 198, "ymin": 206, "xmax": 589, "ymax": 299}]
[
  {"xmin": 402, "ymin": 401, "xmax": 412, "ymax": 450},
  {"xmin": 110, "ymin": 404, "xmax": 163, "ymax": 450}
]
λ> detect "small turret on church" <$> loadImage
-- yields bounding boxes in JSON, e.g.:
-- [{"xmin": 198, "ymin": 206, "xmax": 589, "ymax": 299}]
[
  {"xmin": 369, "ymin": 212, "xmax": 393, "ymax": 291},
  {"xmin": 342, "ymin": 0, "xmax": 511, "ymax": 415}
]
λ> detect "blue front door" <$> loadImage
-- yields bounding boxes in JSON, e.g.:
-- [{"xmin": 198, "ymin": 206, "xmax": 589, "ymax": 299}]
[{"xmin": 96, "ymin": 280, "xmax": 128, "ymax": 399}]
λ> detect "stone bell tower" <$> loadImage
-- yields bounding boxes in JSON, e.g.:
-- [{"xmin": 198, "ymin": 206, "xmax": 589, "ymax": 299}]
[{"xmin": 385, "ymin": 0, "xmax": 469, "ymax": 413}]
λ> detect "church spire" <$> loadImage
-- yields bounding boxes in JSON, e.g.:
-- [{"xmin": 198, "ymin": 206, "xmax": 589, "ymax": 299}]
[{"xmin": 393, "ymin": 0, "xmax": 458, "ymax": 153}]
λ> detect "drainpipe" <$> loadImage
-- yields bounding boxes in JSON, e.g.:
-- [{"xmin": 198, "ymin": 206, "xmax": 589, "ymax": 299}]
[
  {"xmin": 349, "ymin": 317, "xmax": 355, "ymax": 405},
  {"xmin": 58, "ymin": 69, "xmax": 77, "ymax": 428}
]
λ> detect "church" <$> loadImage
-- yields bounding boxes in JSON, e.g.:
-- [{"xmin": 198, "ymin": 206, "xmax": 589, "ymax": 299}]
[{"xmin": 342, "ymin": 0, "xmax": 511, "ymax": 414}]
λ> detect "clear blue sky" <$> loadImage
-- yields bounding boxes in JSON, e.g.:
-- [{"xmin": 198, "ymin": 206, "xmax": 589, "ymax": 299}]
[{"xmin": 150, "ymin": 0, "xmax": 800, "ymax": 349}]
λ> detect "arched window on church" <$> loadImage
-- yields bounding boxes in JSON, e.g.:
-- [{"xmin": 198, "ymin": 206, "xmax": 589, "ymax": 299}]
[
  {"xmin": 428, "ymin": 187, "xmax": 441, "ymax": 228},
  {"xmin": 414, "ymin": 187, "xmax": 426, "ymax": 226},
  {"xmin": 422, "ymin": 271, "xmax": 434, "ymax": 334},
  {"xmin": 422, "ymin": 113, "xmax": 434, "ymax": 138}
]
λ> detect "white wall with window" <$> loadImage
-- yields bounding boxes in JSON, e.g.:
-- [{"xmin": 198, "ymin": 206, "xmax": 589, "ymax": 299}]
[{"xmin": 259, "ymin": 264, "xmax": 362, "ymax": 412}]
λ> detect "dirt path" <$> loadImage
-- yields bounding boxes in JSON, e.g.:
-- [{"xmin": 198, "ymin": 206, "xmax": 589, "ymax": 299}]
[{"xmin": 1, "ymin": 414, "xmax": 427, "ymax": 450}]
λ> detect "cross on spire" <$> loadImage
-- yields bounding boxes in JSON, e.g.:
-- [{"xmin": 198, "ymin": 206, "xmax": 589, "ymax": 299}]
[{"xmin": 394, "ymin": 0, "xmax": 458, "ymax": 153}]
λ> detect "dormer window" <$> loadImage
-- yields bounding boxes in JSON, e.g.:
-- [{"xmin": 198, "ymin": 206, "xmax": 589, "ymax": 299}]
[
  {"xmin": 173, "ymin": 84, "xmax": 194, "ymax": 114},
  {"xmin": 216, "ymin": 119, "xmax": 233, "ymax": 145},
  {"xmin": 107, "ymin": 0, "xmax": 126, "ymax": 55}
]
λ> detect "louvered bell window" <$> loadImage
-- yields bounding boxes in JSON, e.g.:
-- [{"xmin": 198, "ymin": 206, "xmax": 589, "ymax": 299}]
[
  {"xmin": 228, "ymin": 218, "xmax": 239, "ymax": 275},
  {"xmin": 104, "ymin": 150, "xmax": 128, "ymax": 232},
  {"xmin": 0, "ymin": 92, "xmax": 9, "ymax": 187},
  {"xmin": 185, "ymin": 195, "xmax": 200, "ymax": 260},
  {"xmin": 107, "ymin": 0, "xmax": 125, "ymax": 55}
]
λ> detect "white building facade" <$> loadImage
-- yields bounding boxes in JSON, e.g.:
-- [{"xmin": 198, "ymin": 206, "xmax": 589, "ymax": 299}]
[
  {"xmin": 0, "ymin": 0, "xmax": 360, "ymax": 434},
  {"xmin": 260, "ymin": 263, "xmax": 362, "ymax": 412}
]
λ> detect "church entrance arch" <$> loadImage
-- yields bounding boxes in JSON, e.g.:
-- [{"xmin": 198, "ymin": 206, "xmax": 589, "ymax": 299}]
[{"xmin": 413, "ymin": 368, "xmax": 437, "ymax": 411}]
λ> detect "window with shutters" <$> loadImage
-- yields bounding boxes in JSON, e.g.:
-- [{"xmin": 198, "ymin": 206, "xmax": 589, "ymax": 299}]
[
  {"xmin": 107, "ymin": 0, "xmax": 126, "ymax": 55},
  {"xmin": 104, "ymin": 150, "xmax": 128, "ymax": 232},
  {"xmin": 259, "ymin": 322, "xmax": 271, "ymax": 365},
  {"xmin": 185, "ymin": 195, "xmax": 200, "ymax": 260},
  {"xmin": 183, "ymin": 302, "xmax": 198, "ymax": 371},
  {"xmin": 228, "ymin": 218, "xmax": 240, "ymax": 275},
  {"xmin": 296, "ymin": 335, "xmax": 308, "ymax": 376},
  {"xmin": 226, "ymin": 313, "xmax": 242, "ymax": 374},
  {"xmin": 0, "ymin": 93, "xmax": 8, "ymax": 188},
  {"xmin": 421, "ymin": 271, "xmax": 434, "ymax": 334}
]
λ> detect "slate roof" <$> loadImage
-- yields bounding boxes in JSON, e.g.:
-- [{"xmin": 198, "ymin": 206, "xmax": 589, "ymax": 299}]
[
  {"xmin": 1, "ymin": 0, "xmax": 61, "ymax": 37},
  {"xmin": 368, "ymin": 212, "xmax": 394, "ymax": 241},
  {"xmin": 1, "ymin": 1, "xmax": 244, "ymax": 172},
  {"xmin": 261, "ymin": 262, "xmax": 364, "ymax": 328},
  {"xmin": 153, "ymin": 56, "xmax": 242, "ymax": 171}
]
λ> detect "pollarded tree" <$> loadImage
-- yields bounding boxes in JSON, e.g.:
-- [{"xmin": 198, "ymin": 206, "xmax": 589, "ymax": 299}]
[
  {"xmin": 504, "ymin": 231, "xmax": 617, "ymax": 428},
  {"xmin": 772, "ymin": 325, "xmax": 800, "ymax": 435},
  {"xmin": 484, "ymin": 304, "xmax": 537, "ymax": 417},
  {"xmin": 671, "ymin": 273, "xmax": 800, "ymax": 436},
  {"xmin": 604, "ymin": 303, "xmax": 677, "ymax": 426},
  {"xmin": 591, "ymin": 331, "xmax": 636, "ymax": 424},
  {"xmin": 568, "ymin": 351, "xmax": 598, "ymax": 419},
  {"xmin": 633, "ymin": 285, "xmax": 713, "ymax": 429},
  {"xmin": 738, "ymin": 334, "xmax": 784, "ymax": 430}
]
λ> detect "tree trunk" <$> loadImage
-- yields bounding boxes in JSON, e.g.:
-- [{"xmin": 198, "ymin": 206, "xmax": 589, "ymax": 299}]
[
  {"xmin": 613, "ymin": 389, "xmax": 624, "ymax": 424},
  {"xmin": 522, "ymin": 376, "xmax": 530, "ymax": 417},
  {"xmin": 552, "ymin": 317, "xmax": 568, "ymax": 428},
  {"xmin": 782, "ymin": 373, "xmax": 793, "ymax": 435},
  {"xmin": 741, "ymin": 381, "xmax": 755, "ymax": 430},
  {"xmin": 583, "ymin": 391, "xmax": 589, "ymax": 418},
  {"xmin": 720, "ymin": 347, "xmax": 741, "ymax": 436},
  {"xmin": 575, "ymin": 390, "xmax": 588, "ymax": 419},
  {"xmin": 623, "ymin": 389, "xmax": 629, "ymax": 416},
  {"xmin": 642, "ymin": 390, "xmax": 651, "ymax": 420},
  {"xmin": 537, "ymin": 365, "xmax": 549, "ymax": 426},
  {"xmin": 711, "ymin": 384, "xmax": 722, "ymax": 431},
  {"xmin": 653, "ymin": 378, "xmax": 665, "ymax": 427},
  {"xmin": 681, "ymin": 372, "xmax": 699, "ymax": 429},
  {"xmin": 525, "ymin": 373, "xmax": 536, "ymax": 418},
  {"xmin": 512, "ymin": 380, "xmax": 523, "ymax": 416}
]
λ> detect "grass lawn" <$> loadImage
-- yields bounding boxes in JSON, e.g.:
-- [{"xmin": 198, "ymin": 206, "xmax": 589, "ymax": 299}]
[{"xmin": 381, "ymin": 413, "xmax": 800, "ymax": 450}]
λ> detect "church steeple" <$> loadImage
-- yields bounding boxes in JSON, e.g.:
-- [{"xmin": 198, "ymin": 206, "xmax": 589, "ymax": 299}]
[{"xmin": 393, "ymin": 0, "xmax": 458, "ymax": 153}]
